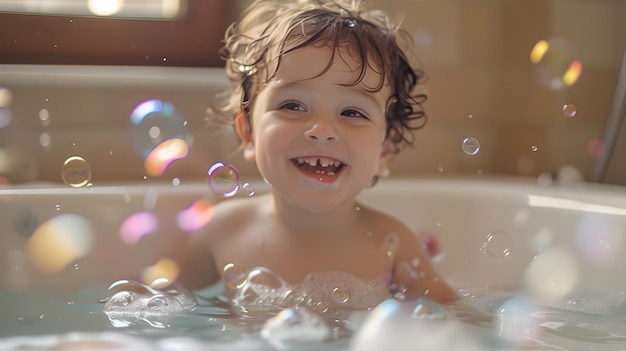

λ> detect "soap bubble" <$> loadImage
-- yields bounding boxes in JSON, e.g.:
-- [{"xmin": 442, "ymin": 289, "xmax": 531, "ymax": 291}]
[
  {"xmin": 119, "ymin": 211, "xmax": 159, "ymax": 244},
  {"xmin": 331, "ymin": 287, "xmax": 350, "ymax": 304},
  {"xmin": 208, "ymin": 162, "xmax": 240, "ymax": 197},
  {"xmin": 26, "ymin": 214, "xmax": 94, "ymax": 275},
  {"xmin": 562, "ymin": 104, "xmax": 577, "ymax": 117},
  {"xmin": 61, "ymin": 156, "xmax": 92, "ymax": 187},
  {"xmin": 242, "ymin": 182, "xmax": 255, "ymax": 196},
  {"xmin": 176, "ymin": 199, "xmax": 215, "ymax": 232},
  {"xmin": 530, "ymin": 38, "xmax": 582, "ymax": 90},
  {"xmin": 496, "ymin": 298, "xmax": 541, "ymax": 347},
  {"xmin": 411, "ymin": 297, "xmax": 447, "ymax": 320},
  {"xmin": 461, "ymin": 137, "xmax": 480, "ymax": 155},
  {"xmin": 351, "ymin": 299, "xmax": 480, "ymax": 351},
  {"xmin": 261, "ymin": 307, "xmax": 330, "ymax": 345},
  {"xmin": 222, "ymin": 263, "xmax": 247, "ymax": 289},
  {"xmin": 129, "ymin": 99, "xmax": 190, "ymax": 159},
  {"xmin": 143, "ymin": 138, "xmax": 189, "ymax": 176},
  {"xmin": 481, "ymin": 230, "xmax": 513, "ymax": 258}
]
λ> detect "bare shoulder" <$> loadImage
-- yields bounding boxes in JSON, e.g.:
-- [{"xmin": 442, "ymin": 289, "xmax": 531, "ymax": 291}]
[
  {"xmin": 173, "ymin": 194, "xmax": 267, "ymax": 290},
  {"xmin": 356, "ymin": 201, "xmax": 415, "ymax": 239}
]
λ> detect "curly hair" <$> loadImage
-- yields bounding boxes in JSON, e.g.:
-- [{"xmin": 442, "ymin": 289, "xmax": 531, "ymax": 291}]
[{"xmin": 218, "ymin": 0, "xmax": 427, "ymax": 150}]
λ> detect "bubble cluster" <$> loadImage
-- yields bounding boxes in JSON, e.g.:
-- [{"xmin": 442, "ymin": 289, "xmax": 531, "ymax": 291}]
[
  {"xmin": 208, "ymin": 162, "xmax": 240, "ymax": 197},
  {"xmin": 61, "ymin": 156, "xmax": 92, "ymax": 187},
  {"xmin": 481, "ymin": 230, "xmax": 513, "ymax": 258},
  {"xmin": 129, "ymin": 99, "xmax": 190, "ymax": 176},
  {"xmin": 26, "ymin": 214, "xmax": 95, "ymax": 275},
  {"xmin": 461, "ymin": 137, "xmax": 480, "ymax": 155},
  {"xmin": 530, "ymin": 38, "xmax": 582, "ymax": 90},
  {"xmin": 104, "ymin": 279, "xmax": 197, "ymax": 326}
]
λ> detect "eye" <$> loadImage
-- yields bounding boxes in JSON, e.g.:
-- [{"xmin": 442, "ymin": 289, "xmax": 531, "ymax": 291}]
[
  {"xmin": 279, "ymin": 102, "xmax": 306, "ymax": 111},
  {"xmin": 341, "ymin": 109, "xmax": 368, "ymax": 119}
]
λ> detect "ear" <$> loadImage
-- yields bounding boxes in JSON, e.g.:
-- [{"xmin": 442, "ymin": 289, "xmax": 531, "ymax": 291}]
[
  {"xmin": 235, "ymin": 112, "xmax": 256, "ymax": 162},
  {"xmin": 377, "ymin": 139, "xmax": 398, "ymax": 178}
]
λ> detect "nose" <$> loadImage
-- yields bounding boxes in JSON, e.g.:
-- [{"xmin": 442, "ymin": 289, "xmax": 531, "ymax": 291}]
[{"xmin": 304, "ymin": 124, "xmax": 338, "ymax": 142}]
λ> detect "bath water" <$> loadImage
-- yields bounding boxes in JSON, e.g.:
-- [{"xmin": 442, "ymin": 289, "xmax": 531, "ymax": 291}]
[{"xmin": 1, "ymin": 282, "xmax": 626, "ymax": 351}]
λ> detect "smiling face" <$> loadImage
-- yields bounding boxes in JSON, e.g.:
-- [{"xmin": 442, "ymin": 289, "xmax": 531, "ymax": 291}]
[{"xmin": 238, "ymin": 44, "xmax": 394, "ymax": 213}]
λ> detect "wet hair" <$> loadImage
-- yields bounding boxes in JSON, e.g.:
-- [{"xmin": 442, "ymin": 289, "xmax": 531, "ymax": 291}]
[{"xmin": 219, "ymin": 0, "xmax": 427, "ymax": 150}]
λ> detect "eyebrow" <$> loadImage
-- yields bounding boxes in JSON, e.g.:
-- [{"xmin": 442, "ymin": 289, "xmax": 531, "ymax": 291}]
[{"xmin": 269, "ymin": 79, "xmax": 386, "ymax": 109}]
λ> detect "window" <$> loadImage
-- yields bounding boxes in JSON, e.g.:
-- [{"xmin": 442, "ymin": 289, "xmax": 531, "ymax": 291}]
[{"xmin": 0, "ymin": 0, "xmax": 235, "ymax": 67}]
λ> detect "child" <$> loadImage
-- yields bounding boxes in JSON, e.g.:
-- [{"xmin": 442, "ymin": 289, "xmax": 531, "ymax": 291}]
[{"xmin": 174, "ymin": 0, "xmax": 457, "ymax": 315}]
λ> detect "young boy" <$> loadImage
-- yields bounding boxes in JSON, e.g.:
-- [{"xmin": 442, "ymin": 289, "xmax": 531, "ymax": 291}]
[{"xmin": 174, "ymin": 0, "xmax": 457, "ymax": 315}]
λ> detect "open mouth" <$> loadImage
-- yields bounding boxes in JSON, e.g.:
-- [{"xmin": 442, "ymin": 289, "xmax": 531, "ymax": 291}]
[{"xmin": 291, "ymin": 156, "xmax": 346, "ymax": 183}]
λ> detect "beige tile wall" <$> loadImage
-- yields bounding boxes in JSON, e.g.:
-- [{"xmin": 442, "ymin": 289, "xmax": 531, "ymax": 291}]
[{"xmin": 1, "ymin": 0, "xmax": 625, "ymax": 185}]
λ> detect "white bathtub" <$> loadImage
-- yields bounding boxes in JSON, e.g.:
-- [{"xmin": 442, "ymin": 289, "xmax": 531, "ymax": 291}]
[
  {"xmin": 3, "ymin": 176, "xmax": 625, "ymax": 290},
  {"xmin": 1, "ymin": 177, "xmax": 626, "ymax": 350}
]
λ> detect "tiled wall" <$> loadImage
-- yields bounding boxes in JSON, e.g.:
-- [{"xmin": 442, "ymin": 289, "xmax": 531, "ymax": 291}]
[{"xmin": 1, "ymin": 0, "xmax": 625, "ymax": 185}]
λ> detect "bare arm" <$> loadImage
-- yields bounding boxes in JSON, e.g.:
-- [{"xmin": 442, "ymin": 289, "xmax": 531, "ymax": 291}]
[
  {"xmin": 393, "ymin": 227, "xmax": 458, "ymax": 303},
  {"xmin": 171, "ymin": 228, "xmax": 220, "ymax": 291}
]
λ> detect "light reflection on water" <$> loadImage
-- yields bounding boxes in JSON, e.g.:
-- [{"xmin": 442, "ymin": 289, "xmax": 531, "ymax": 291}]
[{"xmin": 0, "ymin": 284, "xmax": 625, "ymax": 351}]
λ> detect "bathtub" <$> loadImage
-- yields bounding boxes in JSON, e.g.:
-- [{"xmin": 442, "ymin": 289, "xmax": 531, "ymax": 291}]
[{"xmin": 1, "ymin": 177, "xmax": 625, "ymax": 350}]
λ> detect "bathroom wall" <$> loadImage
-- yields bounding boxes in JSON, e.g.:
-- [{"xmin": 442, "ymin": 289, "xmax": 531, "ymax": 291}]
[{"xmin": 0, "ymin": 0, "xmax": 625, "ymax": 185}]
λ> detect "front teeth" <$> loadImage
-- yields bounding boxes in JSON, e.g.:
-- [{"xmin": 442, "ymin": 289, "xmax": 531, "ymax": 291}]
[{"xmin": 296, "ymin": 157, "xmax": 342, "ymax": 167}]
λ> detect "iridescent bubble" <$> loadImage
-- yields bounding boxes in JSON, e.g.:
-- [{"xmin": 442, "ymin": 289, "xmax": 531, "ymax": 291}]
[
  {"xmin": 331, "ymin": 287, "xmax": 350, "ymax": 304},
  {"xmin": 119, "ymin": 211, "xmax": 159, "ymax": 244},
  {"xmin": 481, "ymin": 230, "xmax": 513, "ymax": 258},
  {"xmin": 129, "ymin": 99, "xmax": 190, "ymax": 159},
  {"xmin": 562, "ymin": 104, "xmax": 577, "ymax": 117},
  {"xmin": 176, "ymin": 199, "xmax": 215, "ymax": 232},
  {"xmin": 411, "ymin": 297, "xmax": 447, "ymax": 319},
  {"xmin": 61, "ymin": 156, "xmax": 91, "ymax": 187},
  {"xmin": 314, "ymin": 301, "xmax": 329, "ymax": 314},
  {"xmin": 143, "ymin": 138, "xmax": 189, "ymax": 176},
  {"xmin": 496, "ymin": 298, "xmax": 541, "ymax": 346},
  {"xmin": 208, "ymin": 162, "xmax": 240, "ymax": 197},
  {"xmin": 222, "ymin": 263, "xmax": 247, "ymax": 289},
  {"xmin": 242, "ymin": 182, "xmax": 255, "ymax": 196},
  {"xmin": 461, "ymin": 137, "xmax": 480, "ymax": 155},
  {"xmin": 26, "ymin": 214, "xmax": 94, "ymax": 275},
  {"xmin": 530, "ymin": 38, "xmax": 582, "ymax": 90}
]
